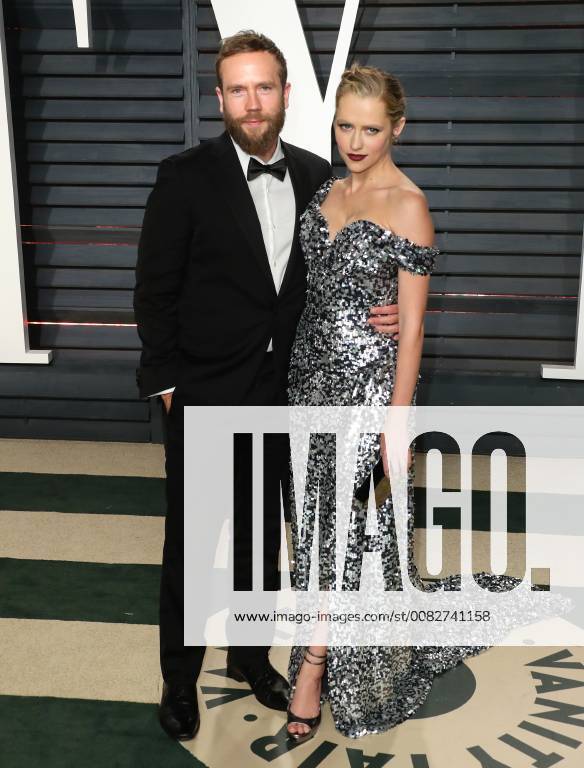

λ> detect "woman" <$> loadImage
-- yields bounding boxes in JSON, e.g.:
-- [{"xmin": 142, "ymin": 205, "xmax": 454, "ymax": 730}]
[{"xmin": 284, "ymin": 64, "xmax": 513, "ymax": 742}]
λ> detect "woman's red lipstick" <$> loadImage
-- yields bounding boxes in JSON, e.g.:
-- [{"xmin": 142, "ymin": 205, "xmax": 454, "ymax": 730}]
[{"xmin": 347, "ymin": 153, "xmax": 367, "ymax": 161}]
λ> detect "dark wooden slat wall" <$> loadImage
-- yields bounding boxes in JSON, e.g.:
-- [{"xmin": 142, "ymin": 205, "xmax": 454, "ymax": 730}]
[
  {"xmin": 1, "ymin": 0, "xmax": 584, "ymax": 442},
  {"xmin": 2, "ymin": 0, "xmax": 186, "ymax": 440},
  {"xmin": 197, "ymin": 0, "xmax": 584, "ymax": 382}
]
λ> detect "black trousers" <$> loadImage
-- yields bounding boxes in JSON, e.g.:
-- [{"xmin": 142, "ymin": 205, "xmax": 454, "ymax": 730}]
[{"xmin": 160, "ymin": 352, "xmax": 287, "ymax": 685}]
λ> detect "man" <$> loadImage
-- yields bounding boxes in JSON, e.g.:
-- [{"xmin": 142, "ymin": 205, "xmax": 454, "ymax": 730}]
[{"xmin": 134, "ymin": 30, "xmax": 400, "ymax": 741}]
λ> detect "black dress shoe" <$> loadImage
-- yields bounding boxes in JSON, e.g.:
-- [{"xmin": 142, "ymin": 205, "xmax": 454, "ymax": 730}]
[
  {"xmin": 226, "ymin": 656, "xmax": 290, "ymax": 711},
  {"xmin": 159, "ymin": 681, "xmax": 200, "ymax": 741}
]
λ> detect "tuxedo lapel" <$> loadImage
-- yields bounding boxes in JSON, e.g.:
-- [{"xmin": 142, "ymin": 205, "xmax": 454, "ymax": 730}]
[
  {"xmin": 279, "ymin": 139, "xmax": 313, "ymax": 296},
  {"xmin": 210, "ymin": 132, "xmax": 276, "ymax": 296}
]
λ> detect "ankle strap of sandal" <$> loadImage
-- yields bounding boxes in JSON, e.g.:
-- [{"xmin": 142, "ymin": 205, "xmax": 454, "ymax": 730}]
[
  {"xmin": 305, "ymin": 648, "xmax": 327, "ymax": 658},
  {"xmin": 303, "ymin": 648, "xmax": 326, "ymax": 665}
]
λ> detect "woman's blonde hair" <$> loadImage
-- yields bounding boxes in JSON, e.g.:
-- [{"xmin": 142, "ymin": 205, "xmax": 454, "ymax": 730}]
[{"xmin": 335, "ymin": 63, "xmax": 406, "ymax": 143}]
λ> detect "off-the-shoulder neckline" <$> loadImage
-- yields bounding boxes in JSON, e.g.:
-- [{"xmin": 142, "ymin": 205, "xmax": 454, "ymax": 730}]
[{"xmin": 315, "ymin": 176, "xmax": 439, "ymax": 253}]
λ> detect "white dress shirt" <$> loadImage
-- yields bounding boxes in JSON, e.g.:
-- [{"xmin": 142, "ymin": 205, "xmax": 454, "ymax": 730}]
[
  {"xmin": 231, "ymin": 135, "xmax": 296, "ymax": 305},
  {"xmin": 152, "ymin": 134, "xmax": 296, "ymax": 396}
]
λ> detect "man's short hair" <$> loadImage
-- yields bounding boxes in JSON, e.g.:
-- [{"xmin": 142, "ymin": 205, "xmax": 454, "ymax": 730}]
[{"xmin": 216, "ymin": 30, "xmax": 288, "ymax": 90}]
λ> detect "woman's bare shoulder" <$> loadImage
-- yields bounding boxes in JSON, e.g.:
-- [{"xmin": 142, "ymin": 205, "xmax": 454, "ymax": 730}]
[{"xmin": 386, "ymin": 181, "xmax": 435, "ymax": 247}]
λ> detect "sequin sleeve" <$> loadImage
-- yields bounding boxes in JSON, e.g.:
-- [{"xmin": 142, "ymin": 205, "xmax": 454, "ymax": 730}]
[{"xmin": 391, "ymin": 234, "xmax": 439, "ymax": 276}]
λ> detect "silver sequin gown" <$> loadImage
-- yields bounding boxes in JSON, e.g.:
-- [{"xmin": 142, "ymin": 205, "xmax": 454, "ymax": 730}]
[{"xmin": 286, "ymin": 176, "xmax": 521, "ymax": 739}]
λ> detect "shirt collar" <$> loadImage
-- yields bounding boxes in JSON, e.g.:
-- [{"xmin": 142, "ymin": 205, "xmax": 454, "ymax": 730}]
[{"xmin": 230, "ymin": 134, "xmax": 284, "ymax": 178}]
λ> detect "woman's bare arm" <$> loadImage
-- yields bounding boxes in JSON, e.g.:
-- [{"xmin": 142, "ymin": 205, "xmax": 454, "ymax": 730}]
[{"xmin": 390, "ymin": 191, "xmax": 435, "ymax": 407}]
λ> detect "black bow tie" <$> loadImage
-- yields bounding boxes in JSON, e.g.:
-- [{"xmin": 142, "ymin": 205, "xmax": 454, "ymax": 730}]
[{"xmin": 247, "ymin": 156, "xmax": 287, "ymax": 182}]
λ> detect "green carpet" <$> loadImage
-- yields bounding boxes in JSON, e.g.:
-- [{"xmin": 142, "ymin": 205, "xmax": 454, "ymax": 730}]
[
  {"xmin": 2, "ymin": 446, "xmax": 581, "ymax": 768},
  {"xmin": 0, "ymin": 473, "xmax": 165, "ymax": 516},
  {"xmin": 0, "ymin": 696, "xmax": 207, "ymax": 768},
  {"xmin": 0, "ymin": 559, "xmax": 159, "ymax": 624}
]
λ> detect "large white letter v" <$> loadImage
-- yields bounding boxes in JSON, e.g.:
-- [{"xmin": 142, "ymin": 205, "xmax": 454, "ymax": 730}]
[{"xmin": 210, "ymin": 0, "xmax": 360, "ymax": 161}]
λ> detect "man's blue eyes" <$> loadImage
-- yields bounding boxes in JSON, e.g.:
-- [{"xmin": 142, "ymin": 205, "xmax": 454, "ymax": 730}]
[{"xmin": 231, "ymin": 86, "xmax": 272, "ymax": 94}]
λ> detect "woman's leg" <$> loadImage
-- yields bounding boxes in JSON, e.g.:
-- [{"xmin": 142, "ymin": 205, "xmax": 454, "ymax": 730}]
[
  {"xmin": 287, "ymin": 645, "xmax": 327, "ymax": 736},
  {"xmin": 287, "ymin": 432, "xmax": 333, "ymax": 737}
]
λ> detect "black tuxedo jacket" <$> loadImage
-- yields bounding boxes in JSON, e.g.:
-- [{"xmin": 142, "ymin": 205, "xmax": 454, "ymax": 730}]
[{"xmin": 134, "ymin": 131, "xmax": 331, "ymax": 403}]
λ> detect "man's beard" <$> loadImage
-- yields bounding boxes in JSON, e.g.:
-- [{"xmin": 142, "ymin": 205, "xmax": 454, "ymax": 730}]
[{"xmin": 224, "ymin": 101, "xmax": 286, "ymax": 157}]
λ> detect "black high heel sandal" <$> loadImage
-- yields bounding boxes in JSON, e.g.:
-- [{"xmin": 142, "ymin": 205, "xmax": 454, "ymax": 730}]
[{"xmin": 287, "ymin": 648, "xmax": 326, "ymax": 744}]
